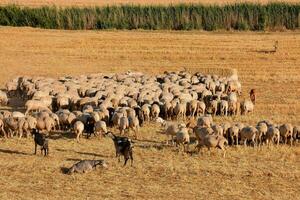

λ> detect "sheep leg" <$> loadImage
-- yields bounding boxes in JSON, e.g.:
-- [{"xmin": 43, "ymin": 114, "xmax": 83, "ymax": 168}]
[
  {"xmin": 252, "ymin": 139, "xmax": 256, "ymax": 148},
  {"xmin": 45, "ymin": 146, "xmax": 49, "ymax": 156},
  {"xmin": 1, "ymin": 127, "xmax": 7, "ymax": 138},
  {"xmin": 123, "ymin": 158, "xmax": 129, "ymax": 166},
  {"xmin": 219, "ymin": 145, "xmax": 226, "ymax": 158},
  {"xmin": 130, "ymin": 151, "xmax": 133, "ymax": 166},
  {"xmin": 34, "ymin": 143, "xmax": 37, "ymax": 154},
  {"xmin": 134, "ymin": 128, "xmax": 138, "ymax": 140},
  {"xmin": 185, "ymin": 144, "xmax": 189, "ymax": 153},
  {"xmin": 289, "ymin": 136, "xmax": 293, "ymax": 146},
  {"xmin": 76, "ymin": 132, "xmax": 80, "ymax": 143},
  {"xmin": 18, "ymin": 129, "xmax": 23, "ymax": 139}
]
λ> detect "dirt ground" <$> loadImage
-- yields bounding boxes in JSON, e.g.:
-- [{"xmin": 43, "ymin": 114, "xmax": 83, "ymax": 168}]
[{"xmin": 0, "ymin": 27, "xmax": 299, "ymax": 199}]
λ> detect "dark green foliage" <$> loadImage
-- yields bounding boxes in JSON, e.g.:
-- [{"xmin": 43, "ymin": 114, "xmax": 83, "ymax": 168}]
[{"xmin": 0, "ymin": 3, "xmax": 300, "ymax": 31}]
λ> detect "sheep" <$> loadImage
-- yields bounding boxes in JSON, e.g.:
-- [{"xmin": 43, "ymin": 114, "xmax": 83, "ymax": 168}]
[
  {"xmin": 241, "ymin": 100, "xmax": 254, "ymax": 115},
  {"xmin": 226, "ymin": 80, "xmax": 241, "ymax": 95},
  {"xmin": 211, "ymin": 124, "xmax": 224, "ymax": 136},
  {"xmin": 240, "ymin": 126, "xmax": 257, "ymax": 146},
  {"xmin": 128, "ymin": 116, "xmax": 139, "ymax": 139},
  {"xmin": 17, "ymin": 117, "xmax": 30, "ymax": 138},
  {"xmin": 195, "ymin": 127, "xmax": 227, "ymax": 157},
  {"xmin": 154, "ymin": 117, "xmax": 165, "ymax": 125},
  {"xmin": 12, "ymin": 111, "xmax": 25, "ymax": 119},
  {"xmin": 119, "ymin": 116, "xmax": 129, "ymax": 135},
  {"xmin": 26, "ymin": 116, "xmax": 37, "ymax": 130},
  {"xmin": 49, "ymin": 113, "xmax": 60, "ymax": 130},
  {"xmin": 134, "ymin": 106, "xmax": 144, "ymax": 127},
  {"xmin": 256, "ymin": 122, "xmax": 268, "ymax": 146},
  {"xmin": 279, "ymin": 123, "xmax": 293, "ymax": 145},
  {"xmin": 106, "ymin": 132, "xmax": 134, "ymax": 166},
  {"xmin": 175, "ymin": 124, "xmax": 190, "ymax": 152},
  {"xmin": 162, "ymin": 121, "xmax": 179, "ymax": 145},
  {"xmin": 196, "ymin": 101, "xmax": 206, "ymax": 116},
  {"xmin": 141, "ymin": 104, "xmax": 151, "ymax": 122},
  {"xmin": 151, "ymin": 104, "xmax": 160, "ymax": 120},
  {"xmin": 194, "ymin": 126, "xmax": 214, "ymax": 142},
  {"xmin": 228, "ymin": 100, "xmax": 239, "ymax": 115},
  {"xmin": 3, "ymin": 117, "xmax": 19, "ymax": 137},
  {"xmin": 293, "ymin": 126, "xmax": 300, "ymax": 142},
  {"xmin": 111, "ymin": 112, "xmax": 123, "ymax": 127},
  {"xmin": 55, "ymin": 96, "xmax": 70, "ymax": 110},
  {"xmin": 219, "ymin": 100, "xmax": 228, "ymax": 116},
  {"xmin": 32, "ymin": 129, "xmax": 49, "ymax": 156},
  {"xmin": 0, "ymin": 118, "xmax": 7, "ymax": 137},
  {"xmin": 227, "ymin": 125, "xmax": 239, "ymax": 145},
  {"xmin": 174, "ymin": 102, "xmax": 186, "ymax": 120},
  {"xmin": 67, "ymin": 160, "xmax": 108, "ymax": 174},
  {"xmin": 163, "ymin": 101, "xmax": 173, "ymax": 120},
  {"xmin": 25, "ymin": 100, "xmax": 52, "ymax": 115},
  {"xmin": 197, "ymin": 115, "xmax": 213, "ymax": 128},
  {"xmin": 94, "ymin": 120, "xmax": 107, "ymax": 137},
  {"xmin": 188, "ymin": 100, "xmax": 198, "ymax": 118},
  {"xmin": 36, "ymin": 116, "xmax": 55, "ymax": 135},
  {"xmin": 73, "ymin": 121, "xmax": 84, "ymax": 142},
  {"xmin": 221, "ymin": 122, "xmax": 231, "ymax": 137},
  {"xmin": 206, "ymin": 100, "xmax": 218, "ymax": 116},
  {"xmin": 0, "ymin": 90, "xmax": 8, "ymax": 105},
  {"xmin": 265, "ymin": 126, "xmax": 280, "ymax": 146}
]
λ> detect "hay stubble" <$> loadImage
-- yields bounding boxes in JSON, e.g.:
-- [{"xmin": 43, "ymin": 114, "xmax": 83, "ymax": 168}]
[{"xmin": 0, "ymin": 27, "xmax": 299, "ymax": 199}]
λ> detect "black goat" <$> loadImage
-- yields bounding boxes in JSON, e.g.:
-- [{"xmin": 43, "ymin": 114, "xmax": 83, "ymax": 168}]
[
  {"xmin": 32, "ymin": 129, "xmax": 49, "ymax": 156},
  {"xmin": 106, "ymin": 131, "xmax": 134, "ymax": 166}
]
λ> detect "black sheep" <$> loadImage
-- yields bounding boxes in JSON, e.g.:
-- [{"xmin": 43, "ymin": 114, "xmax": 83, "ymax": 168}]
[
  {"xmin": 106, "ymin": 131, "xmax": 134, "ymax": 166},
  {"xmin": 134, "ymin": 106, "xmax": 144, "ymax": 127},
  {"xmin": 32, "ymin": 129, "xmax": 49, "ymax": 156},
  {"xmin": 85, "ymin": 116, "xmax": 95, "ymax": 139}
]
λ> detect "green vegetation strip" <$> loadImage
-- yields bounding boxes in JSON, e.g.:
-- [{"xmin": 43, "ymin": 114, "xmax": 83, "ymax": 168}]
[{"xmin": 0, "ymin": 3, "xmax": 300, "ymax": 31}]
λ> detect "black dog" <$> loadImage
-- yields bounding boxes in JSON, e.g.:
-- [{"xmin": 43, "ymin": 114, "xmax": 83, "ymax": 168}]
[{"xmin": 32, "ymin": 129, "xmax": 49, "ymax": 156}]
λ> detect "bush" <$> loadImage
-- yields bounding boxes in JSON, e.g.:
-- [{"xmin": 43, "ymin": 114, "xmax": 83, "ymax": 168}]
[{"xmin": 0, "ymin": 3, "xmax": 300, "ymax": 31}]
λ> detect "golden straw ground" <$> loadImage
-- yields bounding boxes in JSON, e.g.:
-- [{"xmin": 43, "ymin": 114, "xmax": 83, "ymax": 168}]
[{"xmin": 0, "ymin": 27, "xmax": 299, "ymax": 199}]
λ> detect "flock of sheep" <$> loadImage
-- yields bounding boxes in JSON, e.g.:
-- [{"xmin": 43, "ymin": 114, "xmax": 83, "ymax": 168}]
[{"xmin": 0, "ymin": 70, "xmax": 299, "ymax": 171}]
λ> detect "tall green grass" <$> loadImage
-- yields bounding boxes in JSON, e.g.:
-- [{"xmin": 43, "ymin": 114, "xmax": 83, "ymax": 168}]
[{"xmin": 0, "ymin": 3, "xmax": 300, "ymax": 31}]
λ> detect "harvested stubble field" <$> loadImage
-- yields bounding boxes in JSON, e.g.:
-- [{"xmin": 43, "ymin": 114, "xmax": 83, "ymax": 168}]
[
  {"xmin": 0, "ymin": 27, "xmax": 299, "ymax": 199},
  {"xmin": 0, "ymin": 0, "xmax": 300, "ymax": 7}
]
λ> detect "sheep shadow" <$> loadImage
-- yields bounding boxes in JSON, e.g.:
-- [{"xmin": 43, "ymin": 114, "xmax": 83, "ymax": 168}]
[
  {"xmin": 75, "ymin": 151, "xmax": 109, "ymax": 158},
  {"xmin": 66, "ymin": 158, "xmax": 82, "ymax": 162},
  {"xmin": 48, "ymin": 131, "xmax": 75, "ymax": 140},
  {"xmin": 60, "ymin": 167, "xmax": 69, "ymax": 174},
  {"xmin": 56, "ymin": 148, "xmax": 108, "ymax": 158},
  {"xmin": 134, "ymin": 138, "xmax": 161, "ymax": 144},
  {"xmin": 0, "ymin": 148, "xmax": 31, "ymax": 156},
  {"xmin": 136, "ymin": 143, "xmax": 172, "ymax": 151}
]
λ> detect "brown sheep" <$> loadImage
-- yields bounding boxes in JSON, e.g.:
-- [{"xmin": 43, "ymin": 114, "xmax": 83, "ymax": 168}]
[
  {"xmin": 279, "ymin": 123, "xmax": 293, "ymax": 145},
  {"xmin": 240, "ymin": 126, "xmax": 257, "ymax": 146},
  {"xmin": 266, "ymin": 126, "xmax": 280, "ymax": 146}
]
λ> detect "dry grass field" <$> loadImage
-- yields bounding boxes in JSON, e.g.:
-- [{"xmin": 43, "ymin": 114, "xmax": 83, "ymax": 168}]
[
  {"xmin": 0, "ymin": 0, "xmax": 299, "ymax": 7},
  {"xmin": 0, "ymin": 27, "xmax": 299, "ymax": 199}
]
